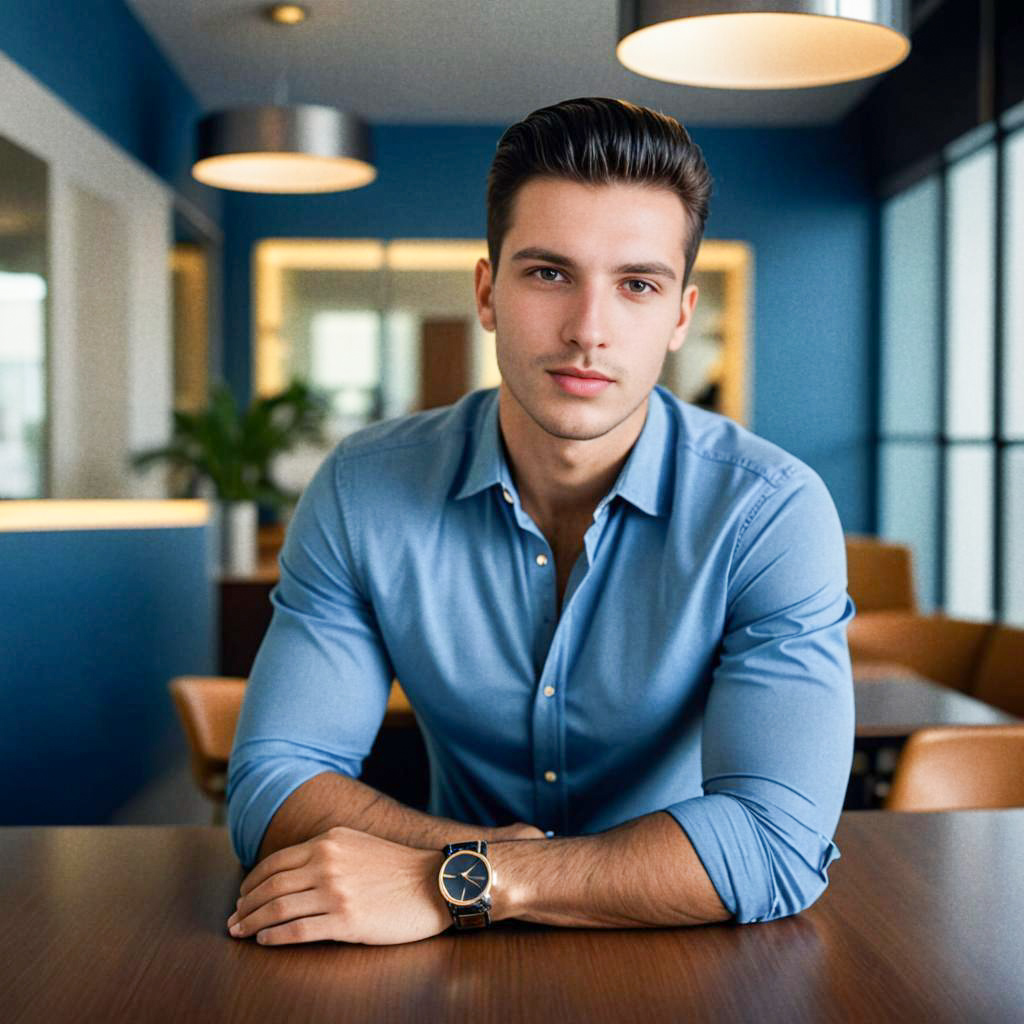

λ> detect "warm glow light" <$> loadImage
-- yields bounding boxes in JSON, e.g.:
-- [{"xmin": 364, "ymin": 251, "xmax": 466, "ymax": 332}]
[
  {"xmin": 0, "ymin": 501, "xmax": 211, "ymax": 532},
  {"xmin": 192, "ymin": 152, "xmax": 376, "ymax": 194},
  {"xmin": 256, "ymin": 239, "xmax": 386, "ymax": 270},
  {"xmin": 386, "ymin": 241, "xmax": 488, "ymax": 271},
  {"xmin": 617, "ymin": 12, "xmax": 910, "ymax": 89},
  {"xmin": 266, "ymin": 4, "xmax": 307, "ymax": 25}
]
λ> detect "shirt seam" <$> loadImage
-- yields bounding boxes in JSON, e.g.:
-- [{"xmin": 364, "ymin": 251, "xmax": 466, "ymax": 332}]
[{"xmin": 731, "ymin": 464, "xmax": 800, "ymax": 562}]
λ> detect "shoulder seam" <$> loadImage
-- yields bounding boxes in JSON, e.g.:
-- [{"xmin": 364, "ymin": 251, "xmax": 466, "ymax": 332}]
[
  {"xmin": 336, "ymin": 425, "xmax": 473, "ymax": 465},
  {"xmin": 733, "ymin": 464, "xmax": 801, "ymax": 553},
  {"xmin": 679, "ymin": 439, "xmax": 797, "ymax": 488}
]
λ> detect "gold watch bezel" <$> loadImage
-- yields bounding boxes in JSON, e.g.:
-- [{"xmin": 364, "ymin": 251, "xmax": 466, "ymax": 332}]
[{"xmin": 438, "ymin": 849, "xmax": 494, "ymax": 906}]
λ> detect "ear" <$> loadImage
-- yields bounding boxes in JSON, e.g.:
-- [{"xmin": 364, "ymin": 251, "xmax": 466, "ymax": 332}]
[
  {"xmin": 474, "ymin": 257, "xmax": 496, "ymax": 332},
  {"xmin": 668, "ymin": 283, "xmax": 699, "ymax": 353}
]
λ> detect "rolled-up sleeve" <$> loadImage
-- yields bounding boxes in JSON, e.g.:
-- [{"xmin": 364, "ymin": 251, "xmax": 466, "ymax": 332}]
[
  {"xmin": 226, "ymin": 449, "xmax": 394, "ymax": 867},
  {"xmin": 665, "ymin": 466, "xmax": 855, "ymax": 923}
]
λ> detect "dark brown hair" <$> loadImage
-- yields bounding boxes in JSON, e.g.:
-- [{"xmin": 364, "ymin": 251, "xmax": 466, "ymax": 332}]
[{"xmin": 486, "ymin": 97, "xmax": 713, "ymax": 286}]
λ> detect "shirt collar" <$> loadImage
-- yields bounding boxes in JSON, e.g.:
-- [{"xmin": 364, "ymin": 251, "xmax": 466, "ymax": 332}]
[
  {"xmin": 600, "ymin": 387, "xmax": 673, "ymax": 518},
  {"xmin": 453, "ymin": 386, "xmax": 674, "ymax": 517},
  {"xmin": 453, "ymin": 389, "xmax": 513, "ymax": 502}
]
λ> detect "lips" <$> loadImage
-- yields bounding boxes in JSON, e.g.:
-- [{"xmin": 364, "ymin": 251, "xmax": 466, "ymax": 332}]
[
  {"xmin": 548, "ymin": 367, "xmax": 614, "ymax": 397},
  {"xmin": 548, "ymin": 367, "xmax": 613, "ymax": 381}
]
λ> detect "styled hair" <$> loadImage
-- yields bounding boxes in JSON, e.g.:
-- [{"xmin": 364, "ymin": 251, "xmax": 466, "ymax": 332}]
[{"xmin": 486, "ymin": 97, "xmax": 713, "ymax": 286}]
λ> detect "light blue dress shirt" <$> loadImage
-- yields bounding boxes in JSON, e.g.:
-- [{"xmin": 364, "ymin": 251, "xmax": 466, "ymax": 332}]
[{"xmin": 227, "ymin": 386, "xmax": 854, "ymax": 923}]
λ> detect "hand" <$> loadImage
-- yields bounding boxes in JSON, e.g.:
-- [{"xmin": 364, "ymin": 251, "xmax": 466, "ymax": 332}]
[
  {"xmin": 491, "ymin": 822, "xmax": 547, "ymax": 841},
  {"xmin": 226, "ymin": 825, "xmax": 450, "ymax": 946}
]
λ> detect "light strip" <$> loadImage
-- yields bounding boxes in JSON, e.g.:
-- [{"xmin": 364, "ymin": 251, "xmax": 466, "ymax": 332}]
[{"xmin": 0, "ymin": 500, "xmax": 211, "ymax": 533}]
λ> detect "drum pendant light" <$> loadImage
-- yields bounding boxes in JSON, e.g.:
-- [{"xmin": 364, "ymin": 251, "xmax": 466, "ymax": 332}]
[
  {"xmin": 191, "ymin": 5, "xmax": 377, "ymax": 193},
  {"xmin": 617, "ymin": 1, "xmax": 911, "ymax": 89},
  {"xmin": 192, "ymin": 105, "xmax": 376, "ymax": 194}
]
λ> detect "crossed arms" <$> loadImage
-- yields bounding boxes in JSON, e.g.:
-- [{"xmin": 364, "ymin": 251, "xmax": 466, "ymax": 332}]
[{"xmin": 225, "ymin": 767, "xmax": 729, "ymax": 946}]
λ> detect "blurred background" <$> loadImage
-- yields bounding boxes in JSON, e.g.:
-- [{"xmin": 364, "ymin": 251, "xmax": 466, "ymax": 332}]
[{"xmin": 1, "ymin": 0, "xmax": 1021, "ymax": 826}]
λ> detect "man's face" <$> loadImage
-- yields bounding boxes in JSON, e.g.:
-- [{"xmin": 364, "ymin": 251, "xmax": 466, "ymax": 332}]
[{"xmin": 475, "ymin": 176, "xmax": 698, "ymax": 443}]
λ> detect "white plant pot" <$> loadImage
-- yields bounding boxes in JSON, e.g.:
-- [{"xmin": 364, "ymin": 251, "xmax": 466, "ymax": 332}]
[{"xmin": 219, "ymin": 500, "xmax": 258, "ymax": 575}]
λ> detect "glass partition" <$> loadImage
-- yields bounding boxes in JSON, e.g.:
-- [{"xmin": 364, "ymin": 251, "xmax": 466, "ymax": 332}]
[{"xmin": 0, "ymin": 135, "xmax": 48, "ymax": 498}]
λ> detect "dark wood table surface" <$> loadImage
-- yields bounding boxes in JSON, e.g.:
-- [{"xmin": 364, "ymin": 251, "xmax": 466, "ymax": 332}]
[
  {"xmin": 854, "ymin": 677, "xmax": 1019, "ymax": 737},
  {"xmin": 4, "ymin": 813, "xmax": 1023, "ymax": 1023}
]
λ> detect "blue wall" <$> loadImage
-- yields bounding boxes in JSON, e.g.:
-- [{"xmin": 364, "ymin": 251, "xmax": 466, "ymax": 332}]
[
  {"xmin": 0, "ymin": 526, "xmax": 215, "ymax": 824},
  {"xmin": 0, "ymin": 0, "xmax": 219, "ymax": 220},
  {"xmin": 222, "ymin": 121, "xmax": 875, "ymax": 531}
]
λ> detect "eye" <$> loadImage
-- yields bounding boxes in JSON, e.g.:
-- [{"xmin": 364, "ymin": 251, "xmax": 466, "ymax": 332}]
[
  {"xmin": 624, "ymin": 279, "xmax": 655, "ymax": 295},
  {"xmin": 529, "ymin": 266, "xmax": 566, "ymax": 283}
]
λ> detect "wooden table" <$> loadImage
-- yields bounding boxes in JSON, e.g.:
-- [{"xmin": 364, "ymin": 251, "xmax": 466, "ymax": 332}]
[
  {"xmin": 855, "ymin": 676, "xmax": 1019, "ymax": 737},
  {"xmin": 4, "ymin": 814, "xmax": 1023, "ymax": 1022}
]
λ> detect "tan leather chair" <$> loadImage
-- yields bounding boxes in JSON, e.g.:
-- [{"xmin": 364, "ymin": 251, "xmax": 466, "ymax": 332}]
[
  {"xmin": 169, "ymin": 676, "xmax": 247, "ymax": 822},
  {"xmin": 845, "ymin": 535, "xmax": 917, "ymax": 614},
  {"xmin": 848, "ymin": 612, "xmax": 994, "ymax": 691},
  {"xmin": 169, "ymin": 675, "xmax": 415, "ymax": 822},
  {"xmin": 970, "ymin": 625, "xmax": 1024, "ymax": 718},
  {"xmin": 885, "ymin": 725, "xmax": 1024, "ymax": 811}
]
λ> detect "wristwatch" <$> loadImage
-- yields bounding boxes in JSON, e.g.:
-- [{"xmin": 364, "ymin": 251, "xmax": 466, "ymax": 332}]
[{"xmin": 438, "ymin": 840, "xmax": 494, "ymax": 930}]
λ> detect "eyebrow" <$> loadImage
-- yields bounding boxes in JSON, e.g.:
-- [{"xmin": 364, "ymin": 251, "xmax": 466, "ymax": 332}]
[{"xmin": 509, "ymin": 247, "xmax": 678, "ymax": 281}]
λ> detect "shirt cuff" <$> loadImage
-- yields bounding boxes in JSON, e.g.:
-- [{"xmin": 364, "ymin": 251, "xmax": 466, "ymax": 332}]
[
  {"xmin": 227, "ymin": 742, "xmax": 362, "ymax": 867},
  {"xmin": 664, "ymin": 792, "xmax": 841, "ymax": 923}
]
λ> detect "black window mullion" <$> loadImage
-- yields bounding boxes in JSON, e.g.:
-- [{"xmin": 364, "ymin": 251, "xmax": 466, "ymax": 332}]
[
  {"xmin": 992, "ymin": 90, "xmax": 1008, "ymax": 621},
  {"xmin": 936, "ymin": 166, "xmax": 949, "ymax": 612}
]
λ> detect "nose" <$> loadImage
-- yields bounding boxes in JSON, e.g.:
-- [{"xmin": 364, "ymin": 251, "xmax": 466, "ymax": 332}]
[{"xmin": 560, "ymin": 282, "xmax": 609, "ymax": 353}]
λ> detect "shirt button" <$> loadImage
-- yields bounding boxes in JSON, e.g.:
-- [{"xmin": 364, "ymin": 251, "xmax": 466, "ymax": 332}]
[
  {"xmin": 502, "ymin": 488, "xmax": 514, "ymax": 504},
  {"xmin": 543, "ymin": 686, "xmax": 555, "ymax": 697},
  {"xmin": 544, "ymin": 770, "xmax": 557, "ymax": 783},
  {"xmin": 535, "ymin": 553, "xmax": 549, "ymax": 567}
]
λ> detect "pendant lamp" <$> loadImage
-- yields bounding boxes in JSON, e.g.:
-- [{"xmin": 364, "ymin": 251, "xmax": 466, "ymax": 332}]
[
  {"xmin": 192, "ymin": 105, "xmax": 376, "ymax": 194},
  {"xmin": 617, "ymin": 1, "xmax": 911, "ymax": 89},
  {"xmin": 191, "ymin": 5, "xmax": 376, "ymax": 193}
]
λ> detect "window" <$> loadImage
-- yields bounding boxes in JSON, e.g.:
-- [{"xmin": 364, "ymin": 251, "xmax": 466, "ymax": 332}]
[{"xmin": 878, "ymin": 122, "xmax": 1024, "ymax": 624}]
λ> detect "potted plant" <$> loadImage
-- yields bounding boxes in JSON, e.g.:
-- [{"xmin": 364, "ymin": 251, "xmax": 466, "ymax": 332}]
[{"xmin": 131, "ymin": 378, "xmax": 331, "ymax": 572}]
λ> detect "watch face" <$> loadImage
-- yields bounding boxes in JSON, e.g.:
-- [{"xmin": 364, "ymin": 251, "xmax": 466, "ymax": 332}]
[{"xmin": 439, "ymin": 851, "xmax": 492, "ymax": 905}]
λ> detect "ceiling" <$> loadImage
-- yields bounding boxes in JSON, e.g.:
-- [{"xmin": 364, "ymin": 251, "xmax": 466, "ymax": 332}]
[{"xmin": 126, "ymin": 0, "xmax": 890, "ymax": 127}]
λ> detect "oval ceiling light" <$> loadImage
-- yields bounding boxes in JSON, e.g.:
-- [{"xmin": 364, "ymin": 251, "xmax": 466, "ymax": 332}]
[
  {"xmin": 617, "ymin": 1, "xmax": 911, "ymax": 89},
  {"xmin": 192, "ymin": 105, "xmax": 376, "ymax": 194},
  {"xmin": 265, "ymin": 3, "xmax": 308, "ymax": 25}
]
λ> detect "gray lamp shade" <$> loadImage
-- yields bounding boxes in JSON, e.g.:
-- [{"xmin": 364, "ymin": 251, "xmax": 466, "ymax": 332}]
[
  {"xmin": 192, "ymin": 104, "xmax": 376, "ymax": 193},
  {"xmin": 617, "ymin": 0, "xmax": 910, "ymax": 89}
]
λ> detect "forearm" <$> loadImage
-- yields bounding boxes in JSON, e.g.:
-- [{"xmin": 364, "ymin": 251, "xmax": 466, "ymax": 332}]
[
  {"xmin": 488, "ymin": 810, "xmax": 730, "ymax": 928},
  {"xmin": 257, "ymin": 770, "xmax": 526, "ymax": 861}
]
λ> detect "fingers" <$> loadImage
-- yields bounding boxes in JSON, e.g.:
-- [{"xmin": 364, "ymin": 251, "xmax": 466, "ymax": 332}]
[
  {"xmin": 239, "ymin": 842, "xmax": 311, "ymax": 897},
  {"xmin": 252, "ymin": 914, "xmax": 337, "ymax": 946},
  {"xmin": 229, "ymin": 889, "xmax": 327, "ymax": 941},
  {"xmin": 234, "ymin": 867, "xmax": 317, "ymax": 922}
]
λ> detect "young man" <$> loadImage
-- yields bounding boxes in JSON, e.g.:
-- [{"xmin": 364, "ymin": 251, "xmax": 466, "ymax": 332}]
[{"xmin": 225, "ymin": 97, "xmax": 854, "ymax": 946}]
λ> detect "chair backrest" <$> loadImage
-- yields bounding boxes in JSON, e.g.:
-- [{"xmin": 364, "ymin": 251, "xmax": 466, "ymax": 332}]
[
  {"xmin": 168, "ymin": 676, "xmax": 247, "ymax": 801},
  {"xmin": 885, "ymin": 724, "xmax": 1024, "ymax": 811},
  {"xmin": 168, "ymin": 675, "xmax": 416, "ymax": 804},
  {"xmin": 971, "ymin": 625, "xmax": 1024, "ymax": 718},
  {"xmin": 845, "ymin": 535, "xmax": 917, "ymax": 613},
  {"xmin": 847, "ymin": 612, "xmax": 993, "ymax": 691}
]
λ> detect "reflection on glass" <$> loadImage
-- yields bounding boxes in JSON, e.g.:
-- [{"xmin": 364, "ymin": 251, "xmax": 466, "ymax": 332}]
[
  {"xmin": 946, "ymin": 145, "xmax": 996, "ymax": 440},
  {"xmin": 945, "ymin": 445, "xmax": 994, "ymax": 619},
  {"xmin": 1003, "ymin": 447, "xmax": 1024, "ymax": 626},
  {"xmin": 0, "ymin": 135, "xmax": 48, "ymax": 498},
  {"xmin": 880, "ymin": 441, "xmax": 940, "ymax": 611},
  {"xmin": 1005, "ymin": 128, "xmax": 1024, "ymax": 440},
  {"xmin": 881, "ymin": 175, "xmax": 941, "ymax": 436}
]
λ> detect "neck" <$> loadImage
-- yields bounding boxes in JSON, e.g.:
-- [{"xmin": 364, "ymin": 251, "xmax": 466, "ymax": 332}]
[{"xmin": 497, "ymin": 385, "xmax": 648, "ymax": 531}]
